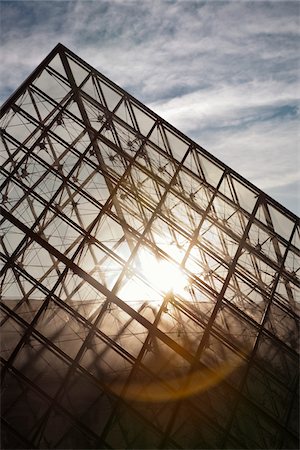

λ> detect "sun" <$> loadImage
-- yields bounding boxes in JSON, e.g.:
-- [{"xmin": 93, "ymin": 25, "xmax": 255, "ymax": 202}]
[
  {"xmin": 142, "ymin": 252, "xmax": 187, "ymax": 295},
  {"xmin": 118, "ymin": 247, "xmax": 188, "ymax": 307}
]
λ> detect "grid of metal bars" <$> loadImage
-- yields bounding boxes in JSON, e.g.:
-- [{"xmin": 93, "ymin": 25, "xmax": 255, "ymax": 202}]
[{"xmin": 0, "ymin": 43, "xmax": 299, "ymax": 449}]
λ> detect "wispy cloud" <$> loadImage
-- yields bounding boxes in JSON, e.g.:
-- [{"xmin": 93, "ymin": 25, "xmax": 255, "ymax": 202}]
[
  {"xmin": 1, "ymin": 0, "xmax": 299, "ymax": 214},
  {"xmin": 150, "ymin": 79, "xmax": 299, "ymax": 130}
]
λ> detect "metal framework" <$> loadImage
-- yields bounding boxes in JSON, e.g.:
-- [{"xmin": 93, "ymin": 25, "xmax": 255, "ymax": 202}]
[{"xmin": 0, "ymin": 43, "xmax": 299, "ymax": 449}]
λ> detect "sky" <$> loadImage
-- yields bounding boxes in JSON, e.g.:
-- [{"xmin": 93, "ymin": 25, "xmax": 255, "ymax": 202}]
[{"xmin": 0, "ymin": 0, "xmax": 299, "ymax": 215}]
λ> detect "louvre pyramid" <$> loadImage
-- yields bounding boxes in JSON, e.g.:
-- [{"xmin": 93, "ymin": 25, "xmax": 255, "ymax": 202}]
[{"xmin": 0, "ymin": 43, "xmax": 299, "ymax": 449}]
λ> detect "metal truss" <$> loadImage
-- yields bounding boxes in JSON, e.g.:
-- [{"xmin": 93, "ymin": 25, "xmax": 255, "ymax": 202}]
[{"xmin": 0, "ymin": 43, "xmax": 299, "ymax": 449}]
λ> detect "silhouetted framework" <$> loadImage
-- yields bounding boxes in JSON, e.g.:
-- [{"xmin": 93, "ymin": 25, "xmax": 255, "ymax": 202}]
[{"xmin": 0, "ymin": 44, "xmax": 299, "ymax": 449}]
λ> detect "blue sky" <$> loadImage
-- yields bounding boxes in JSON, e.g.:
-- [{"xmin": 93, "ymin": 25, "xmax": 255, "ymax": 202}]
[{"xmin": 1, "ymin": 0, "xmax": 299, "ymax": 215}]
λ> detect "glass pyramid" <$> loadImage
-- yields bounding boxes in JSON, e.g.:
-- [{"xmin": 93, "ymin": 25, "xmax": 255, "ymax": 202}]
[{"xmin": 0, "ymin": 43, "xmax": 299, "ymax": 449}]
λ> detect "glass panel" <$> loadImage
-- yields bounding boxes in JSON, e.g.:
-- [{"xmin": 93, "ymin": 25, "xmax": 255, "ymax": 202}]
[
  {"xmin": 283, "ymin": 247, "xmax": 299, "ymax": 277},
  {"xmin": 57, "ymin": 425, "xmax": 100, "ymax": 450},
  {"xmin": 14, "ymin": 89, "xmax": 39, "ymax": 121},
  {"xmin": 214, "ymin": 304, "xmax": 258, "ymax": 352},
  {"xmin": 0, "ymin": 316, "xmax": 25, "ymax": 360},
  {"xmin": 105, "ymin": 402, "xmax": 162, "ymax": 449},
  {"xmin": 291, "ymin": 224, "xmax": 300, "ymax": 249},
  {"xmin": 131, "ymin": 103, "xmax": 156, "ymax": 136},
  {"xmin": 80, "ymin": 96, "xmax": 104, "ymax": 125},
  {"xmin": 158, "ymin": 305, "xmax": 204, "ymax": 354},
  {"xmin": 211, "ymin": 194, "xmax": 247, "ymax": 238},
  {"xmin": 200, "ymin": 334, "xmax": 246, "ymax": 389},
  {"xmin": 38, "ymin": 410, "xmax": 74, "ymax": 448},
  {"xmin": 67, "ymin": 55, "xmax": 90, "ymax": 86},
  {"xmin": 236, "ymin": 248, "xmax": 277, "ymax": 290},
  {"xmin": 33, "ymin": 67, "xmax": 70, "ymax": 101},
  {"xmin": 100, "ymin": 80, "xmax": 123, "ymax": 111},
  {"xmin": 164, "ymin": 191, "xmax": 201, "ymax": 234},
  {"xmin": 164, "ymin": 127, "xmax": 189, "ymax": 162},
  {"xmin": 2, "ymin": 375, "xmax": 50, "ymax": 444},
  {"xmin": 1, "ymin": 263, "xmax": 54, "ymax": 302},
  {"xmin": 130, "ymin": 163, "xmax": 163, "ymax": 206},
  {"xmin": 177, "ymin": 166, "xmax": 213, "ymax": 210},
  {"xmin": 59, "ymin": 272, "xmax": 107, "ymax": 312},
  {"xmin": 285, "ymin": 386, "xmax": 300, "ymax": 435},
  {"xmin": 97, "ymin": 308, "xmax": 148, "ymax": 359},
  {"xmin": 82, "ymin": 74, "xmax": 106, "ymax": 107},
  {"xmin": 116, "ymin": 190, "xmax": 151, "ymax": 232},
  {"xmin": 268, "ymin": 203, "xmax": 295, "ymax": 241},
  {"xmin": 19, "ymin": 243, "xmax": 62, "ymax": 291},
  {"xmin": 1, "ymin": 223, "xmax": 26, "ymax": 256},
  {"xmin": 231, "ymin": 398, "xmax": 280, "ymax": 449},
  {"xmin": 198, "ymin": 152, "xmax": 223, "ymax": 188},
  {"xmin": 231, "ymin": 176, "xmax": 257, "ymax": 214},
  {"xmin": 171, "ymin": 405, "xmax": 223, "ymax": 449},
  {"xmin": 14, "ymin": 338, "xmax": 70, "ymax": 397},
  {"xmin": 41, "ymin": 214, "xmax": 82, "ymax": 256},
  {"xmin": 265, "ymin": 302, "xmax": 299, "ymax": 352},
  {"xmin": 244, "ymin": 365, "xmax": 291, "ymax": 421},
  {"xmin": 114, "ymin": 99, "xmax": 135, "ymax": 129},
  {"xmin": 3, "ymin": 110, "xmax": 38, "ymax": 143},
  {"xmin": 35, "ymin": 302, "xmax": 86, "ymax": 359},
  {"xmin": 275, "ymin": 275, "xmax": 300, "ymax": 313},
  {"xmin": 191, "ymin": 381, "xmax": 237, "ymax": 434},
  {"xmin": 225, "ymin": 274, "xmax": 268, "ymax": 324},
  {"xmin": 48, "ymin": 53, "xmax": 67, "ymax": 78},
  {"xmin": 256, "ymin": 334, "xmax": 298, "ymax": 387},
  {"xmin": 248, "ymin": 220, "xmax": 285, "ymax": 266}
]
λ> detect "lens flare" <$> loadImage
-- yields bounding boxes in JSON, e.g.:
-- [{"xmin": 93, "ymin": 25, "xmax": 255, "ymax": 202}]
[{"xmin": 109, "ymin": 353, "xmax": 243, "ymax": 403}]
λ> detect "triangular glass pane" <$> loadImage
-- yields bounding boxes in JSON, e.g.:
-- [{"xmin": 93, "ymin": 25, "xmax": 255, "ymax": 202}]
[
  {"xmin": 218, "ymin": 173, "xmax": 235, "ymax": 202},
  {"xmin": 232, "ymin": 177, "xmax": 257, "ymax": 214},
  {"xmin": 268, "ymin": 203, "xmax": 295, "ymax": 241},
  {"xmin": 198, "ymin": 153, "xmax": 224, "ymax": 188},
  {"xmin": 82, "ymin": 74, "xmax": 106, "ymax": 107},
  {"xmin": 15, "ymin": 89, "xmax": 39, "ymax": 121},
  {"xmin": 255, "ymin": 204, "xmax": 269, "ymax": 227},
  {"xmin": 164, "ymin": 127, "xmax": 189, "ymax": 162},
  {"xmin": 131, "ymin": 103, "xmax": 156, "ymax": 136},
  {"xmin": 291, "ymin": 225, "xmax": 300, "ymax": 249},
  {"xmin": 183, "ymin": 148, "xmax": 202, "ymax": 177},
  {"xmin": 0, "ymin": 269, "xmax": 25, "ymax": 304},
  {"xmin": 4, "ymin": 110, "xmax": 37, "ymax": 143},
  {"xmin": 33, "ymin": 67, "xmax": 70, "ymax": 100},
  {"xmin": 0, "ymin": 311, "xmax": 20, "ymax": 346},
  {"xmin": 149, "ymin": 123, "xmax": 170, "ymax": 154},
  {"xmin": 114, "ymin": 99, "xmax": 135, "ymax": 129},
  {"xmin": 100, "ymin": 80, "xmax": 123, "ymax": 111},
  {"xmin": 48, "ymin": 53, "xmax": 67, "ymax": 78},
  {"xmin": 67, "ymin": 55, "xmax": 90, "ymax": 86},
  {"xmin": 65, "ymin": 98, "xmax": 83, "ymax": 120}
]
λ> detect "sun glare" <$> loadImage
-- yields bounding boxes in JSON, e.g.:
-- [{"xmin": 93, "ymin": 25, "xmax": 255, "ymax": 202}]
[
  {"xmin": 118, "ymin": 248, "xmax": 188, "ymax": 307},
  {"xmin": 142, "ymin": 253, "xmax": 187, "ymax": 294}
]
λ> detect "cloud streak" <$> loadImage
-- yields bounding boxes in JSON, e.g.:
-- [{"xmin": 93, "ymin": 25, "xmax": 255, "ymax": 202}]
[{"xmin": 1, "ymin": 0, "xmax": 299, "ymax": 214}]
